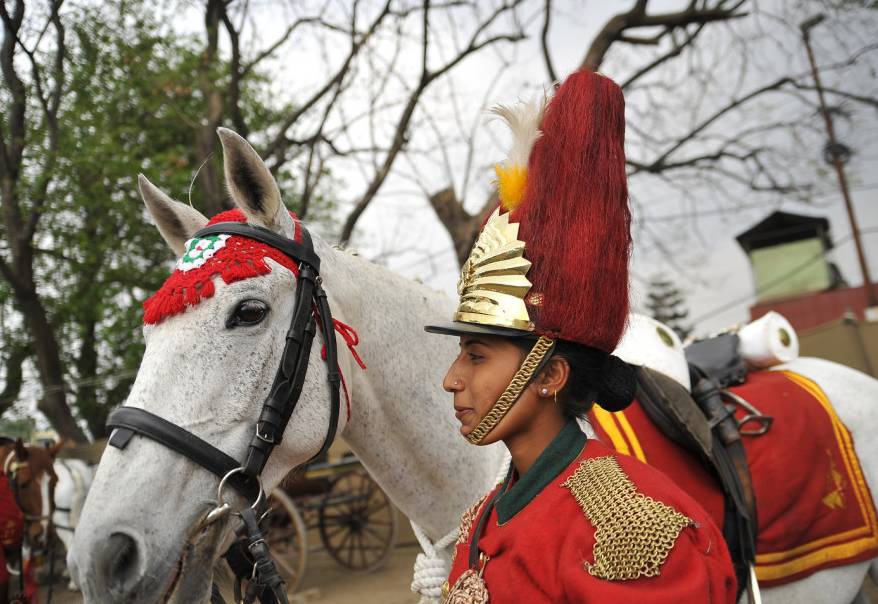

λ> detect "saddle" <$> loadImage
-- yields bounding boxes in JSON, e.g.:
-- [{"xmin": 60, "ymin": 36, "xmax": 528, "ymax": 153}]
[{"xmin": 634, "ymin": 333, "xmax": 760, "ymax": 599}]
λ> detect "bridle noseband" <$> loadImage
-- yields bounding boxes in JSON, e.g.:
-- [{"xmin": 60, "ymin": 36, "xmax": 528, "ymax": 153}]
[{"xmin": 105, "ymin": 221, "xmax": 342, "ymax": 603}]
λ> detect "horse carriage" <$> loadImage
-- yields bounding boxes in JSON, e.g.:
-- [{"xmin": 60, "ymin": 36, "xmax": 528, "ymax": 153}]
[{"xmin": 263, "ymin": 452, "xmax": 399, "ymax": 594}]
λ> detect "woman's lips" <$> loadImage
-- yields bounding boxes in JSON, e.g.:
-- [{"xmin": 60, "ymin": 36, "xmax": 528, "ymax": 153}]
[{"xmin": 455, "ymin": 407, "xmax": 474, "ymax": 421}]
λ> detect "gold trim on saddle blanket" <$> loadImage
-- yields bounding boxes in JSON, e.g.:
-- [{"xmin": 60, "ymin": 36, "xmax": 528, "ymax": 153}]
[
  {"xmin": 590, "ymin": 370, "xmax": 878, "ymax": 585},
  {"xmin": 752, "ymin": 371, "xmax": 878, "ymax": 582},
  {"xmin": 466, "ymin": 336, "xmax": 555, "ymax": 445},
  {"xmin": 562, "ymin": 456, "xmax": 694, "ymax": 581},
  {"xmin": 454, "ymin": 208, "xmax": 534, "ymax": 332}
]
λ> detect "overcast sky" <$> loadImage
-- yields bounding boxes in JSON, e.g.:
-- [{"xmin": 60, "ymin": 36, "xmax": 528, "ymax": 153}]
[{"xmin": 180, "ymin": 0, "xmax": 878, "ymax": 336}]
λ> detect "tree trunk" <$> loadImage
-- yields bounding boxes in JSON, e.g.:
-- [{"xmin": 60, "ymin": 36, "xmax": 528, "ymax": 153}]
[
  {"xmin": 16, "ymin": 284, "xmax": 87, "ymax": 442},
  {"xmin": 195, "ymin": 0, "xmax": 231, "ymax": 217},
  {"xmin": 0, "ymin": 342, "xmax": 30, "ymax": 416},
  {"xmin": 428, "ymin": 187, "xmax": 496, "ymax": 267}
]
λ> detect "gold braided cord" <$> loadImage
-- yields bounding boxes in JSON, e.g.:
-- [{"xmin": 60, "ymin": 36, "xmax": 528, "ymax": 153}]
[
  {"xmin": 561, "ymin": 456, "xmax": 694, "ymax": 581},
  {"xmin": 465, "ymin": 336, "xmax": 555, "ymax": 445},
  {"xmin": 443, "ymin": 569, "xmax": 490, "ymax": 604}
]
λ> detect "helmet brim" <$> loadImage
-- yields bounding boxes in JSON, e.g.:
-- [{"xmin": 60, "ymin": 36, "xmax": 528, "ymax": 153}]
[{"xmin": 424, "ymin": 321, "xmax": 535, "ymax": 339}]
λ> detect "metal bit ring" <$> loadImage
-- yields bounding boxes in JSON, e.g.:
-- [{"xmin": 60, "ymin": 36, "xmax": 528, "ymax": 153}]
[{"xmin": 217, "ymin": 466, "xmax": 266, "ymax": 512}]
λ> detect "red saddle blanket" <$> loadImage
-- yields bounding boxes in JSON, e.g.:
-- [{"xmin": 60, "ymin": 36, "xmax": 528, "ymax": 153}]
[{"xmin": 587, "ymin": 369, "xmax": 878, "ymax": 587}]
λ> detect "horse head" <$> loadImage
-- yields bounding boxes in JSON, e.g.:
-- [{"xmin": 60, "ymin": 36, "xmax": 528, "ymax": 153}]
[
  {"xmin": 70, "ymin": 129, "xmax": 344, "ymax": 603},
  {"xmin": 2, "ymin": 439, "xmax": 61, "ymax": 552}
]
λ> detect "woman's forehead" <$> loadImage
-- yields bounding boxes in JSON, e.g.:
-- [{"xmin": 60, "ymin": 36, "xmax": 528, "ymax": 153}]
[{"xmin": 460, "ymin": 335, "xmax": 511, "ymax": 349}]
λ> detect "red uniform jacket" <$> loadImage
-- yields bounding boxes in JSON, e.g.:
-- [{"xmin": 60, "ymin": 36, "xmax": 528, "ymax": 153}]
[{"xmin": 445, "ymin": 422, "xmax": 737, "ymax": 603}]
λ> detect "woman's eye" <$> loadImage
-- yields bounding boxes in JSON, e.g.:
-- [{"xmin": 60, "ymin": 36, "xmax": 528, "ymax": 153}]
[
  {"xmin": 228, "ymin": 300, "xmax": 269, "ymax": 327},
  {"xmin": 468, "ymin": 353, "xmax": 484, "ymax": 362}
]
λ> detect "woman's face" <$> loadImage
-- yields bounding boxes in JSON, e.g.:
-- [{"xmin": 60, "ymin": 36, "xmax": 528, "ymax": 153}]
[{"xmin": 443, "ymin": 335, "xmax": 539, "ymax": 443}]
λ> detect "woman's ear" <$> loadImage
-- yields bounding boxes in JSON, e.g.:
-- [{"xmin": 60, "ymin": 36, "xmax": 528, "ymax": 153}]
[{"xmin": 535, "ymin": 357, "xmax": 570, "ymax": 397}]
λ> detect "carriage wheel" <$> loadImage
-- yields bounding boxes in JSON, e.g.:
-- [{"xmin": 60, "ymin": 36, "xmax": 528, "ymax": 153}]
[
  {"xmin": 263, "ymin": 489, "xmax": 308, "ymax": 594},
  {"xmin": 317, "ymin": 469, "xmax": 398, "ymax": 572}
]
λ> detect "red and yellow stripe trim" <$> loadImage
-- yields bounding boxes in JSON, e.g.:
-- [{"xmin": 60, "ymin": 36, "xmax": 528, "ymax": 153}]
[
  {"xmin": 593, "ymin": 371, "xmax": 878, "ymax": 584},
  {"xmin": 591, "ymin": 406, "xmax": 647, "ymax": 464},
  {"xmin": 753, "ymin": 371, "xmax": 878, "ymax": 582}
]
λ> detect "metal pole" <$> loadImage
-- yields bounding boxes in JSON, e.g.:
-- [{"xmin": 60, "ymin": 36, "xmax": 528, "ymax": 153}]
[{"xmin": 800, "ymin": 16, "xmax": 877, "ymax": 307}]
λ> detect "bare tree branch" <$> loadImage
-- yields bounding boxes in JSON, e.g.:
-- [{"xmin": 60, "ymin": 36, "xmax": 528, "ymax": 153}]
[
  {"xmin": 580, "ymin": 0, "xmax": 746, "ymax": 72},
  {"xmin": 630, "ymin": 76, "xmax": 794, "ymax": 175},
  {"xmin": 620, "ymin": 23, "xmax": 707, "ymax": 90},
  {"xmin": 263, "ymin": 0, "xmax": 394, "ymax": 165},
  {"xmin": 220, "ymin": 5, "xmax": 248, "ymax": 137},
  {"xmin": 540, "ymin": 0, "xmax": 557, "ymax": 82},
  {"xmin": 240, "ymin": 14, "xmax": 325, "ymax": 77},
  {"xmin": 791, "ymin": 81, "xmax": 878, "ymax": 110},
  {"xmin": 338, "ymin": 0, "xmax": 526, "ymax": 244}
]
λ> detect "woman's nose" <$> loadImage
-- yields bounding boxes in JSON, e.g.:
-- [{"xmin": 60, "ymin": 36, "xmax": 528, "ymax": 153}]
[{"xmin": 442, "ymin": 369, "xmax": 463, "ymax": 393}]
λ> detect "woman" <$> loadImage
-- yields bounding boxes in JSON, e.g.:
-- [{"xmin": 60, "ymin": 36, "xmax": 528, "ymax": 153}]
[{"xmin": 426, "ymin": 70, "xmax": 736, "ymax": 603}]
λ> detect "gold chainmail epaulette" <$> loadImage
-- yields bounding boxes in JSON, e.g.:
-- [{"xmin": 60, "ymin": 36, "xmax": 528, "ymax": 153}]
[
  {"xmin": 456, "ymin": 492, "xmax": 490, "ymax": 548},
  {"xmin": 561, "ymin": 456, "xmax": 694, "ymax": 581}
]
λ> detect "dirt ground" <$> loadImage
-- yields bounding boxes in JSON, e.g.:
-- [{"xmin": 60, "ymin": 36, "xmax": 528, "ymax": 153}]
[
  {"xmin": 37, "ymin": 542, "xmax": 421, "ymax": 604},
  {"xmin": 34, "ymin": 545, "xmax": 878, "ymax": 603}
]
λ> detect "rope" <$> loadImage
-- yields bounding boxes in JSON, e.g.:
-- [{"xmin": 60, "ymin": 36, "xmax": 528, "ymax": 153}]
[
  {"xmin": 409, "ymin": 522, "xmax": 458, "ymax": 604},
  {"xmin": 409, "ymin": 449, "xmax": 512, "ymax": 603}
]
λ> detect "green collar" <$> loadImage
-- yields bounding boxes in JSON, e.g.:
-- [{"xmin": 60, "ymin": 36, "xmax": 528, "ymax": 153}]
[{"xmin": 495, "ymin": 421, "xmax": 587, "ymax": 524}]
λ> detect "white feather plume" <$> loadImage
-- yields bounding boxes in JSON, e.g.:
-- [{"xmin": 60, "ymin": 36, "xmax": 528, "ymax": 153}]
[{"xmin": 490, "ymin": 96, "xmax": 547, "ymax": 167}]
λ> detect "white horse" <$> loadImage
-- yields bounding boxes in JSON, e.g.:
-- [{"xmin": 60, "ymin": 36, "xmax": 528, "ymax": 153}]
[
  {"xmin": 69, "ymin": 129, "xmax": 878, "ymax": 604},
  {"xmin": 42, "ymin": 457, "xmax": 94, "ymax": 589}
]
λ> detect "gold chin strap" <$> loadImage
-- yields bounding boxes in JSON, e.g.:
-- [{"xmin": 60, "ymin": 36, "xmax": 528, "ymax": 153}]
[{"xmin": 466, "ymin": 336, "xmax": 555, "ymax": 445}]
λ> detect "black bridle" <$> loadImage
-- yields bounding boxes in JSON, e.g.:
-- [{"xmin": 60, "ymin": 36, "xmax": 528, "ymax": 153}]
[{"xmin": 105, "ymin": 221, "xmax": 342, "ymax": 603}]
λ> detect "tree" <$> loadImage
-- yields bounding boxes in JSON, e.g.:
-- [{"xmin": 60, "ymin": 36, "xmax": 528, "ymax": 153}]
[
  {"xmin": 0, "ymin": 0, "xmax": 293, "ymax": 438},
  {"xmin": 646, "ymin": 275, "xmax": 693, "ymax": 340},
  {"xmin": 1, "ymin": 0, "xmax": 86, "ymax": 440},
  {"xmin": 383, "ymin": 0, "xmax": 878, "ymax": 273}
]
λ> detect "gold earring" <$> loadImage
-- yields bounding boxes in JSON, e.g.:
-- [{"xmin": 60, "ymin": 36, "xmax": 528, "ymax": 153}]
[{"xmin": 554, "ymin": 390, "xmax": 558, "ymax": 405}]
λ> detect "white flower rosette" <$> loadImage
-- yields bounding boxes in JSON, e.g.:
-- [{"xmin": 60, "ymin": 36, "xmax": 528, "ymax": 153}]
[{"xmin": 176, "ymin": 234, "xmax": 231, "ymax": 272}]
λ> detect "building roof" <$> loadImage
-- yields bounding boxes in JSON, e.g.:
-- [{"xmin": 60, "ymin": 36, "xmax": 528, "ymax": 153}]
[{"xmin": 736, "ymin": 211, "xmax": 832, "ymax": 253}]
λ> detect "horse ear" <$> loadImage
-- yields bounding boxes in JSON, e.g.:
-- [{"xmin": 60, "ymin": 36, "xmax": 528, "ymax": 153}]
[
  {"xmin": 138, "ymin": 174, "xmax": 209, "ymax": 256},
  {"xmin": 217, "ymin": 127, "xmax": 295, "ymax": 238},
  {"xmin": 48, "ymin": 439, "xmax": 65, "ymax": 459},
  {"xmin": 14, "ymin": 438, "xmax": 28, "ymax": 461}
]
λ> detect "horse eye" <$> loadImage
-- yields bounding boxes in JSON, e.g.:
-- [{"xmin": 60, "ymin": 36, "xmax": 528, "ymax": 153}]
[{"xmin": 228, "ymin": 300, "xmax": 268, "ymax": 328}]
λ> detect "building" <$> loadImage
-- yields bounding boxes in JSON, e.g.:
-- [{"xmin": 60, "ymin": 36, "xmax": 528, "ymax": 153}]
[{"xmin": 737, "ymin": 211, "xmax": 877, "ymax": 375}]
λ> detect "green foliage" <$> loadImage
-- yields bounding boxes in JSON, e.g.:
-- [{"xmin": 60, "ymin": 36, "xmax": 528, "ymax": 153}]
[
  {"xmin": 645, "ymin": 276, "xmax": 693, "ymax": 341},
  {"xmin": 1, "ymin": 0, "xmax": 326, "ymax": 436},
  {"xmin": 0, "ymin": 416, "xmax": 37, "ymax": 441}
]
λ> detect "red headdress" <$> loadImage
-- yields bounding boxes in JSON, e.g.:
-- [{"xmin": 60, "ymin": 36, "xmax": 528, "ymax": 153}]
[
  {"xmin": 143, "ymin": 209, "xmax": 301, "ymax": 325},
  {"xmin": 427, "ymin": 69, "xmax": 631, "ymax": 352},
  {"xmin": 426, "ymin": 70, "xmax": 633, "ymax": 441}
]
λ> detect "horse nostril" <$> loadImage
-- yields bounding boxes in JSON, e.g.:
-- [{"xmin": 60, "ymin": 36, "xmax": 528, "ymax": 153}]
[{"xmin": 99, "ymin": 532, "xmax": 142, "ymax": 594}]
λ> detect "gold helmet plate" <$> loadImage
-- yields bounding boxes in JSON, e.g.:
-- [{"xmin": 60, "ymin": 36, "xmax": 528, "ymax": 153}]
[{"xmin": 454, "ymin": 208, "xmax": 534, "ymax": 332}]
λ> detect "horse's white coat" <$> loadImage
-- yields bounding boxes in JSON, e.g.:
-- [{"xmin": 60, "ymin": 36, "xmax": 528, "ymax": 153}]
[
  {"xmin": 69, "ymin": 130, "xmax": 878, "ymax": 604},
  {"xmin": 43, "ymin": 458, "xmax": 94, "ymax": 589},
  {"xmin": 69, "ymin": 131, "xmax": 504, "ymax": 603}
]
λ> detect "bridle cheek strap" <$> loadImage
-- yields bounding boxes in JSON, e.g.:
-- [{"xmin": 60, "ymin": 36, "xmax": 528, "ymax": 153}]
[{"xmin": 106, "ymin": 221, "xmax": 342, "ymax": 503}]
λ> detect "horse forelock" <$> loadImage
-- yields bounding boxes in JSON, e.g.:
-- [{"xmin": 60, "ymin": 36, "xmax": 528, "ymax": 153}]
[{"xmin": 143, "ymin": 209, "xmax": 301, "ymax": 325}]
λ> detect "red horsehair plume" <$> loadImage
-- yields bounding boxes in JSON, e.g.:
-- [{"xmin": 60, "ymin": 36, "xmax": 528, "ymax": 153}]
[{"xmin": 511, "ymin": 70, "xmax": 631, "ymax": 353}]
